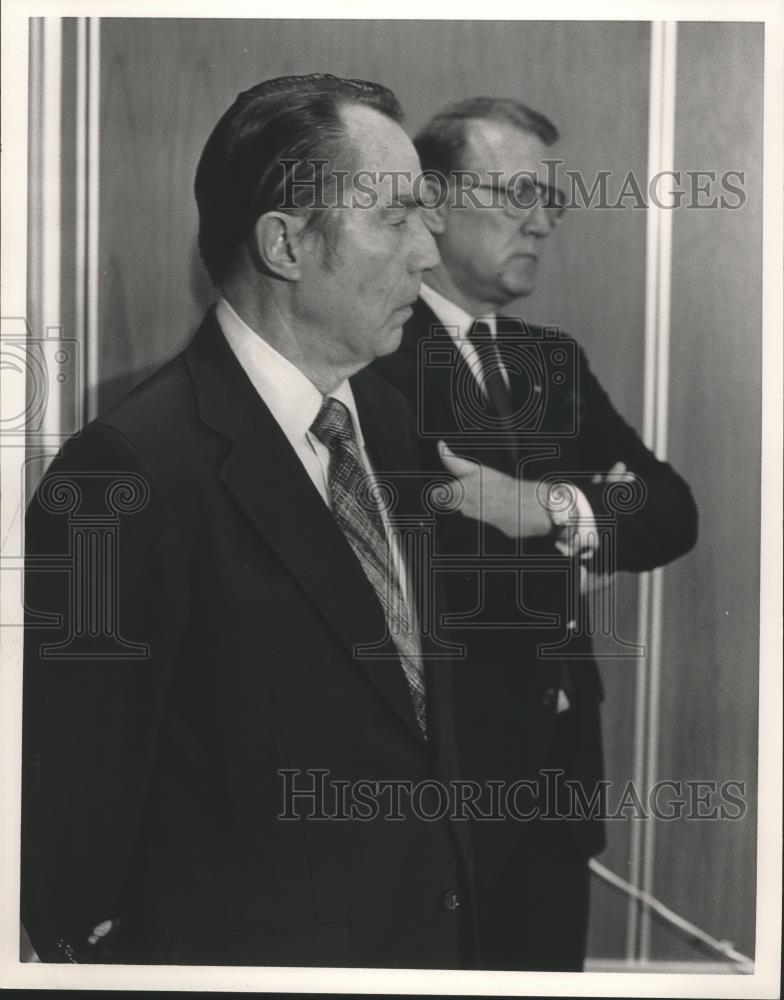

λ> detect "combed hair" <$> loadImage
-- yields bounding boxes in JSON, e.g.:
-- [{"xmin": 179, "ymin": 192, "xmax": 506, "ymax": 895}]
[
  {"xmin": 195, "ymin": 74, "xmax": 403, "ymax": 285},
  {"xmin": 414, "ymin": 96, "xmax": 558, "ymax": 177}
]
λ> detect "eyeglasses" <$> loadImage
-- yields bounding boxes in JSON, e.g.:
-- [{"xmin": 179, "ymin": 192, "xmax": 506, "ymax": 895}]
[{"xmin": 472, "ymin": 177, "xmax": 567, "ymax": 223}]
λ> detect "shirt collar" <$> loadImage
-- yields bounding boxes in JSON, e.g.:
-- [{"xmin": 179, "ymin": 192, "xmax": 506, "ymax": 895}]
[
  {"xmin": 215, "ymin": 297, "xmax": 364, "ymax": 449},
  {"xmin": 419, "ymin": 282, "xmax": 497, "ymax": 339}
]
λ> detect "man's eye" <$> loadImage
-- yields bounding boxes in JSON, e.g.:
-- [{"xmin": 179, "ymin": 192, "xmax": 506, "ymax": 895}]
[
  {"xmin": 512, "ymin": 181, "xmax": 539, "ymax": 206},
  {"xmin": 390, "ymin": 215, "xmax": 409, "ymax": 227}
]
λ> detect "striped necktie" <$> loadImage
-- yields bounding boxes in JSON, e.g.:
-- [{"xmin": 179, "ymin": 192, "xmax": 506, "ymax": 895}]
[
  {"xmin": 467, "ymin": 319, "xmax": 513, "ymax": 427},
  {"xmin": 310, "ymin": 396, "xmax": 427, "ymax": 736}
]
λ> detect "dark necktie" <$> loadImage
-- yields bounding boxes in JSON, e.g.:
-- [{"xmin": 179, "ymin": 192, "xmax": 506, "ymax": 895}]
[
  {"xmin": 467, "ymin": 319, "xmax": 514, "ymax": 428},
  {"xmin": 310, "ymin": 396, "xmax": 427, "ymax": 736}
]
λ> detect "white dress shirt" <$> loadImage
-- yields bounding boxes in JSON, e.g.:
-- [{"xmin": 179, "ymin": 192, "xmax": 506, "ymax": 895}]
[
  {"xmin": 419, "ymin": 283, "xmax": 510, "ymax": 391},
  {"xmin": 215, "ymin": 297, "xmax": 412, "ymax": 604}
]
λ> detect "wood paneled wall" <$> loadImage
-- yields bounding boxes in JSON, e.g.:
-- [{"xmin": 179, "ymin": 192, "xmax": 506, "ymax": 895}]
[
  {"xmin": 649, "ymin": 21, "xmax": 762, "ymax": 961},
  {"xmin": 56, "ymin": 18, "xmax": 761, "ymax": 965},
  {"xmin": 95, "ymin": 19, "xmax": 651, "ymax": 424}
]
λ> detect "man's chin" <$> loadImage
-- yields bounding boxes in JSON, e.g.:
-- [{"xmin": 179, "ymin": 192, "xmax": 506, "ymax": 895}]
[
  {"xmin": 502, "ymin": 258, "xmax": 538, "ymax": 295},
  {"xmin": 501, "ymin": 275, "xmax": 536, "ymax": 300},
  {"xmin": 376, "ymin": 324, "xmax": 405, "ymax": 357}
]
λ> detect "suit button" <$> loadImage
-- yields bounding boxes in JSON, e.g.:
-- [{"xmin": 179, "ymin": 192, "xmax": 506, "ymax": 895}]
[
  {"xmin": 442, "ymin": 889, "xmax": 460, "ymax": 911},
  {"xmin": 542, "ymin": 687, "xmax": 556, "ymax": 708}
]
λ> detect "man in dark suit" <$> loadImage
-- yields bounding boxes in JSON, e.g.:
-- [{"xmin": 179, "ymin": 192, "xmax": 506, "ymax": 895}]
[
  {"xmin": 372, "ymin": 97, "xmax": 698, "ymax": 970},
  {"xmin": 21, "ymin": 75, "xmax": 476, "ymax": 968}
]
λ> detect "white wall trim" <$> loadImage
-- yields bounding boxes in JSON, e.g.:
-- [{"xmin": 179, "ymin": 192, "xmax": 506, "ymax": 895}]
[
  {"xmin": 634, "ymin": 18, "xmax": 678, "ymax": 963},
  {"xmin": 87, "ymin": 18, "xmax": 101, "ymax": 422},
  {"xmin": 28, "ymin": 18, "xmax": 63, "ymax": 442},
  {"xmin": 75, "ymin": 17, "xmax": 87, "ymax": 414},
  {"xmin": 0, "ymin": 4, "xmax": 32, "ymax": 960},
  {"xmin": 77, "ymin": 17, "xmax": 101, "ymax": 423}
]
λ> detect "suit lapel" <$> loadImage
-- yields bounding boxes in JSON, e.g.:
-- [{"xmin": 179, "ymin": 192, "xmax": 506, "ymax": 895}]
[
  {"xmin": 354, "ymin": 372, "xmax": 476, "ymax": 886},
  {"xmin": 351, "ymin": 369, "xmax": 420, "ymax": 484},
  {"xmin": 399, "ymin": 298, "xmax": 465, "ymax": 438},
  {"xmin": 185, "ymin": 311, "xmax": 424, "ymax": 742}
]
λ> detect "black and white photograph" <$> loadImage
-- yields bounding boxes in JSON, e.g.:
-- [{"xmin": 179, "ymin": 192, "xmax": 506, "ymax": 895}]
[{"xmin": 1, "ymin": 1, "xmax": 781, "ymax": 995}]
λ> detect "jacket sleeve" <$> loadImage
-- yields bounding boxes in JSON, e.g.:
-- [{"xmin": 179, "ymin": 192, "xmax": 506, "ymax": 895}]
[
  {"xmin": 560, "ymin": 344, "xmax": 698, "ymax": 573},
  {"xmin": 21, "ymin": 422, "xmax": 185, "ymax": 962},
  {"xmin": 374, "ymin": 340, "xmax": 698, "ymax": 573}
]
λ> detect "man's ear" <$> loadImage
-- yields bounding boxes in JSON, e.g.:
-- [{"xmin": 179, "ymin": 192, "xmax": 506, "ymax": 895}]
[
  {"xmin": 421, "ymin": 178, "xmax": 448, "ymax": 236},
  {"xmin": 250, "ymin": 211, "xmax": 310, "ymax": 280}
]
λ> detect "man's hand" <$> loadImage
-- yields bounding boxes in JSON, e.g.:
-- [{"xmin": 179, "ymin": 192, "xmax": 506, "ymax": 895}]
[
  {"xmin": 438, "ymin": 442, "xmax": 552, "ymax": 538},
  {"xmin": 88, "ymin": 918, "xmax": 119, "ymax": 946},
  {"xmin": 591, "ymin": 461, "xmax": 635, "ymax": 485}
]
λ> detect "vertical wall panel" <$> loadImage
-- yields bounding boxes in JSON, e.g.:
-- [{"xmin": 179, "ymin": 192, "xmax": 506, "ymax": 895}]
[
  {"xmin": 96, "ymin": 20, "xmax": 650, "ymax": 422},
  {"xmin": 649, "ymin": 21, "xmax": 762, "ymax": 962}
]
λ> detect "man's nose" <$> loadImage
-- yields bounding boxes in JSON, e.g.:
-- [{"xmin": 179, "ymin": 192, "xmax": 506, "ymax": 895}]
[
  {"xmin": 522, "ymin": 202, "xmax": 552, "ymax": 237},
  {"xmin": 409, "ymin": 215, "xmax": 441, "ymax": 272}
]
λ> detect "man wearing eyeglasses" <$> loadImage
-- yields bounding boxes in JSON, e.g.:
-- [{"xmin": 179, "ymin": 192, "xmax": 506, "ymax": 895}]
[{"xmin": 372, "ymin": 97, "xmax": 698, "ymax": 971}]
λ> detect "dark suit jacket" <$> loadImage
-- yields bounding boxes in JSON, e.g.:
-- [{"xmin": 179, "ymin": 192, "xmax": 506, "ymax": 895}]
[
  {"xmin": 372, "ymin": 297, "xmax": 698, "ymax": 907},
  {"xmin": 21, "ymin": 309, "xmax": 475, "ymax": 968}
]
